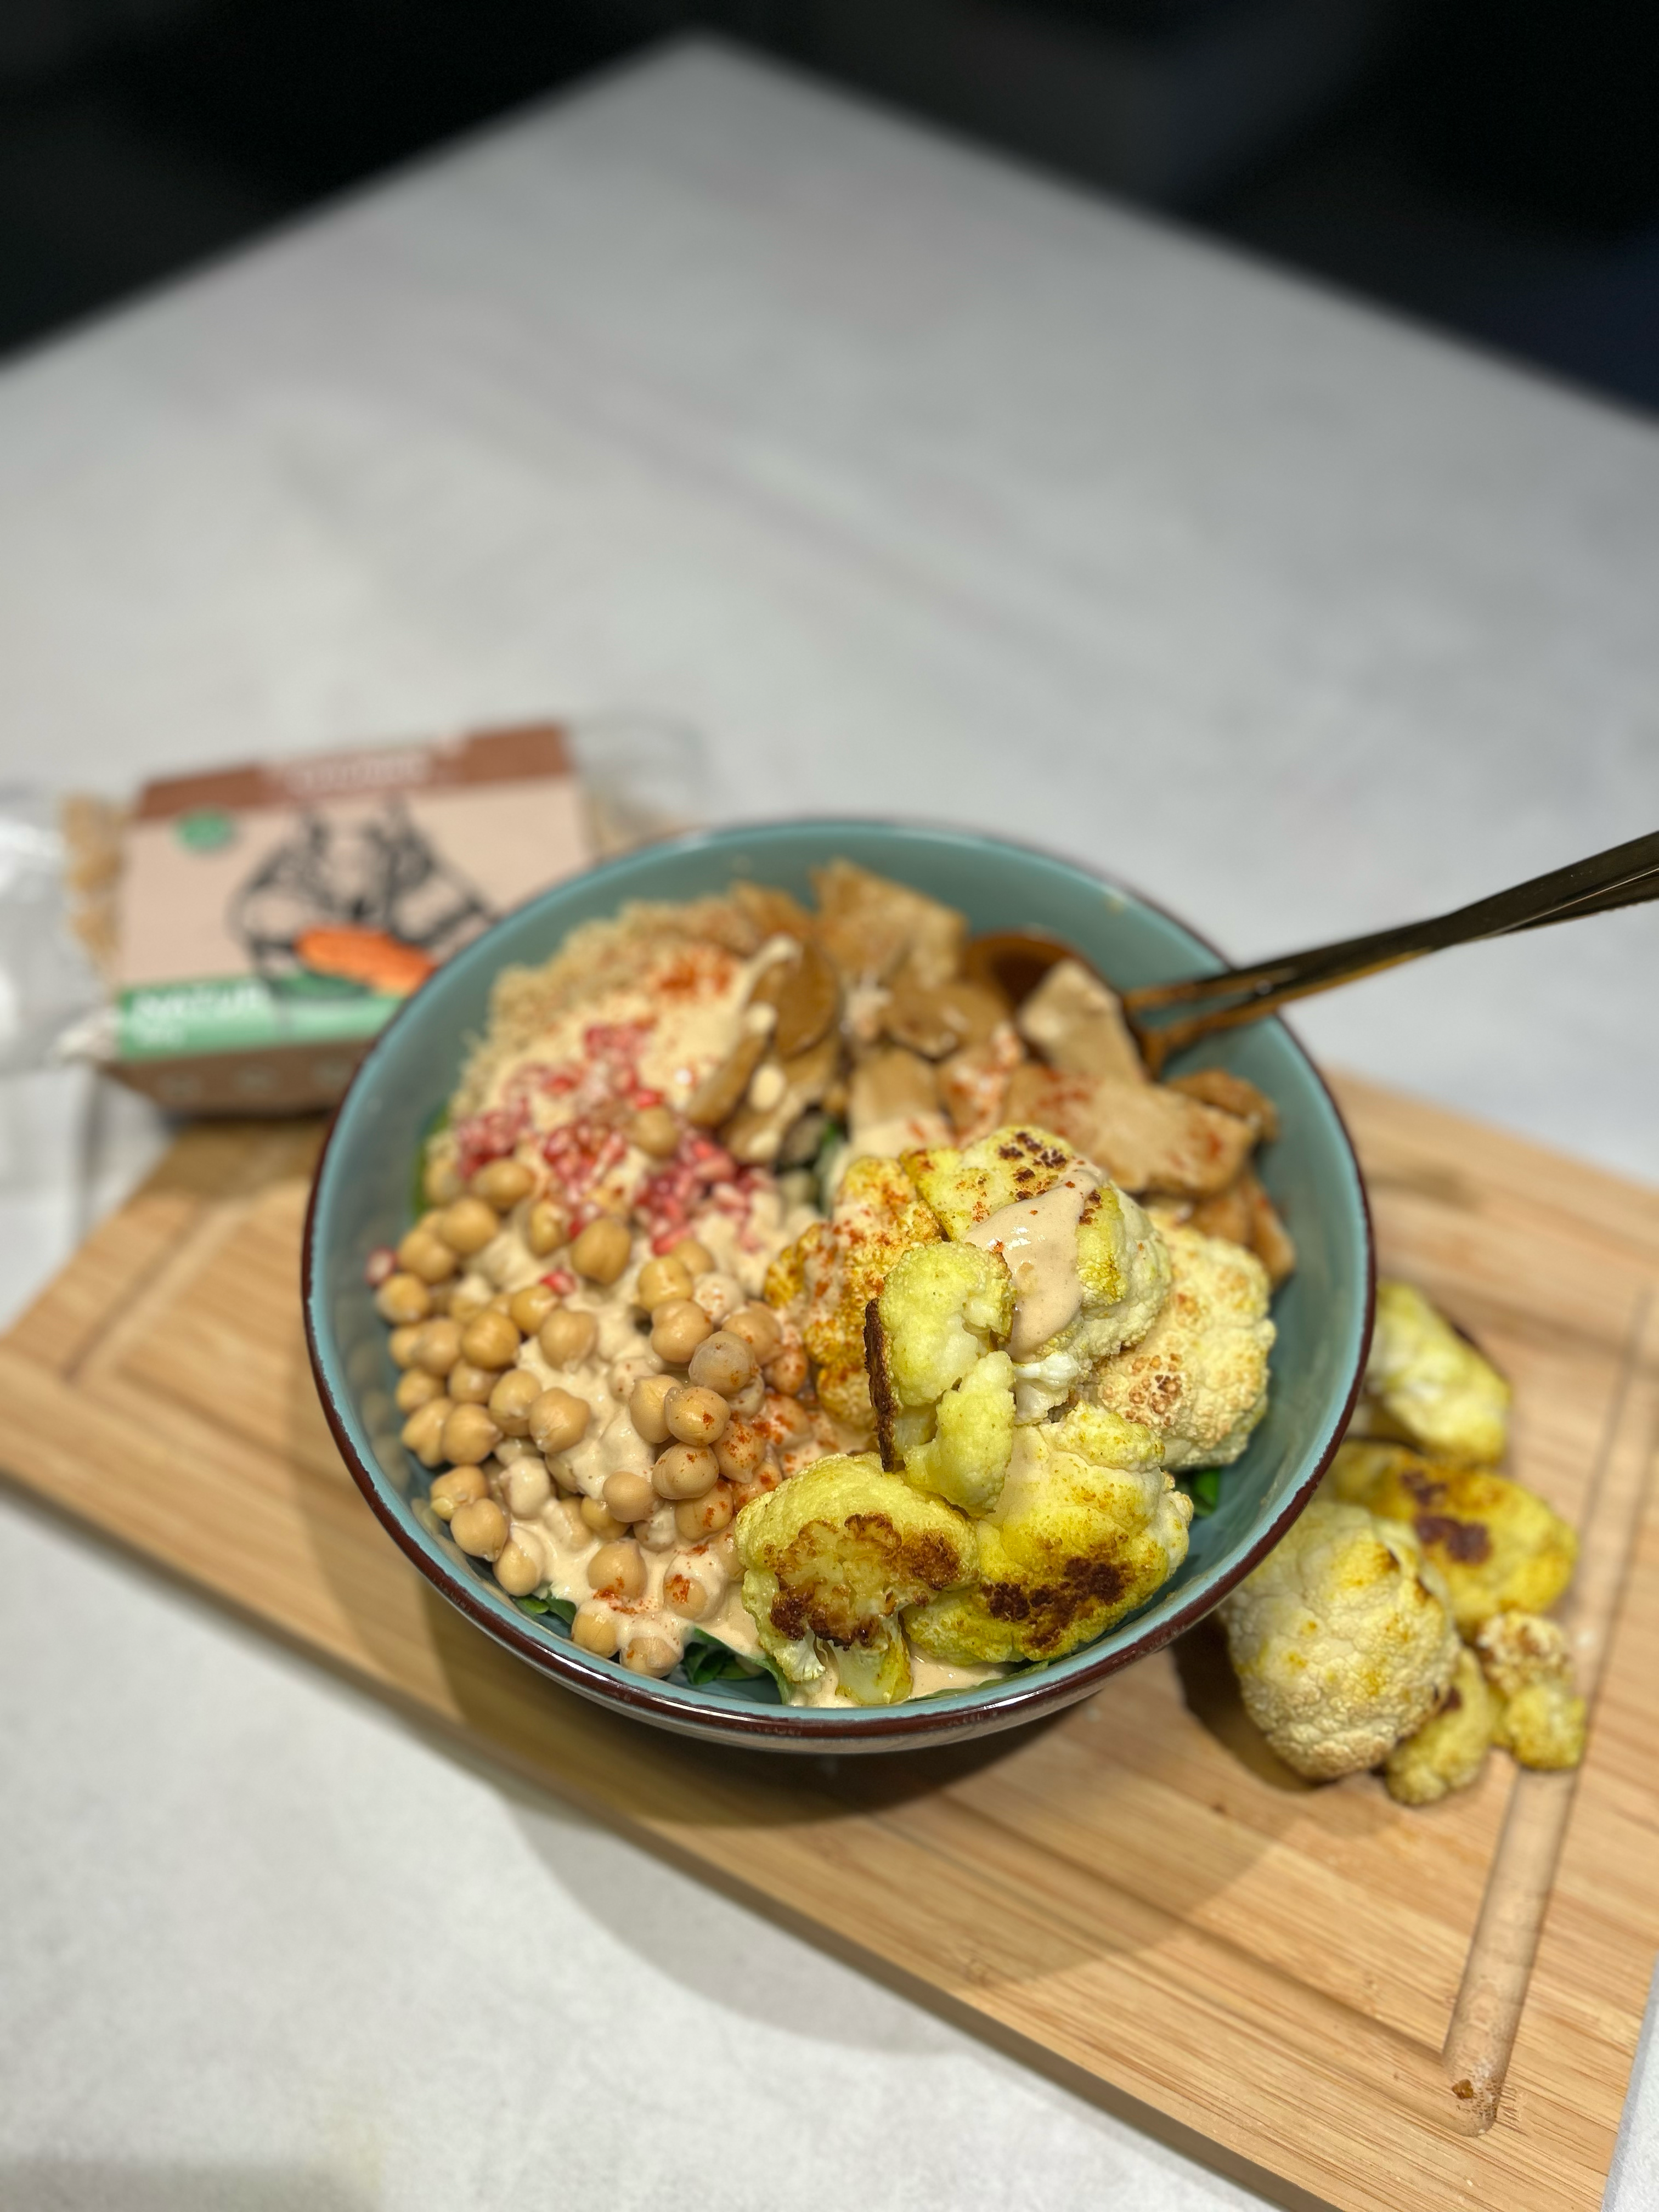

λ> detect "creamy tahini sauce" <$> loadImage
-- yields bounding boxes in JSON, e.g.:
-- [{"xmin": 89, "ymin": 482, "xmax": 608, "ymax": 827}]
[{"xmin": 964, "ymin": 1171, "xmax": 1097, "ymax": 1358}]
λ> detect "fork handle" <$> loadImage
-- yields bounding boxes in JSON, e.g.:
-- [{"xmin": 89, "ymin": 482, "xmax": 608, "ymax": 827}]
[{"xmin": 1122, "ymin": 828, "xmax": 1659, "ymax": 1072}]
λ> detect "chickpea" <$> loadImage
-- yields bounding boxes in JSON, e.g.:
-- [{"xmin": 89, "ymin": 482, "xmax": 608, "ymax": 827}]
[
  {"xmin": 471, "ymin": 1158, "xmax": 535, "ymax": 1210},
  {"xmin": 428, "ymin": 1465, "xmax": 489, "ymax": 1521},
  {"xmin": 670, "ymin": 1238, "xmax": 714, "ymax": 1276},
  {"xmin": 446, "ymin": 1360, "xmax": 498, "ymax": 1405},
  {"xmin": 494, "ymin": 1538, "xmax": 543, "ymax": 1598},
  {"xmin": 526, "ymin": 1199, "xmax": 568, "ymax": 1257},
  {"xmin": 628, "ymin": 1374, "xmax": 675, "ymax": 1446},
  {"xmin": 664, "ymin": 1566, "xmax": 712, "ymax": 1620},
  {"xmin": 396, "ymin": 1367, "xmax": 443, "ymax": 1414},
  {"xmin": 423, "ymin": 1155, "xmax": 464, "ymax": 1206},
  {"xmin": 635, "ymin": 1255, "xmax": 694, "ymax": 1312},
  {"xmin": 652, "ymin": 1443, "xmax": 720, "ymax": 1500},
  {"xmin": 714, "ymin": 1419, "xmax": 766, "ymax": 1480},
  {"xmin": 538, "ymin": 1307, "xmax": 598, "ymax": 1368},
  {"xmin": 414, "ymin": 1318, "xmax": 462, "ymax": 1377},
  {"xmin": 376, "ymin": 1272, "xmax": 431, "ymax": 1325},
  {"xmin": 623, "ymin": 1633, "xmax": 679, "ymax": 1677},
  {"xmin": 426, "ymin": 1280, "xmax": 457, "ymax": 1317},
  {"xmin": 579, "ymin": 1496, "xmax": 627, "ymax": 1542},
  {"xmin": 488, "ymin": 1369, "xmax": 542, "ymax": 1437},
  {"xmin": 461, "ymin": 1308, "xmax": 521, "ymax": 1370},
  {"xmin": 687, "ymin": 1330, "xmax": 755, "ymax": 1400},
  {"xmin": 675, "ymin": 1482, "xmax": 734, "ymax": 1540},
  {"xmin": 543, "ymin": 1495, "xmax": 586, "ymax": 1544},
  {"xmin": 603, "ymin": 1470, "xmax": 656, "ymax": 1523},
  {"xmin": 730, "ymin": 1375, "xmax": 766, "ymax": 1419},
  {"xmin": 436, "ymin": 1197, "xmax": 500, "ymax": 1255},
  {"xmin": 767, "ymin": 1391, "xmax": 814, "ymax": 1441},
  {"xmin": 397, "ymin": 1227, "xmax": 458, "ymax": 1285},
  {"xmin": 388, "ymin": 1324, "xmax": 425, "ymax": 1369},
  {"xmin": 400, "ymin": 1398, "xmax": 452, "ymax": 1467},
  {"xmin": 691, "ymin": 1273, "xmax": 743, "ymax": 1327},
  {"xmin": 504, "ymin": 1457, "xmax": 552, "ymax": 1518},
  {"xmin": 528, "ymin": 1387, "xmax": 591, "ymax": 1455},
  {"xmin": 651, "ymin": 1298, "xmax": 712, "ymax": 1365},
  {"xmin": 587, "ymin": 1539, "xmax": 646, "ymax": 1601},
  {"xmin": 723, "ymin": 1302, "xmax": 782, "ymax": 1364},
  {"xmin": 507, "ymin": 1282, "xmax": 558, "ymax": 1335},
  {"xmin": 571, "ymin": 1601, "xmax": 619, "ymax": 1657},
  {"xmin": 665, "ymin": 1384, "xmax": 730, "ymax": 1446},
  {"xmin": 766, "ymin": 1344, "xmax": 809, "ymax": 1395},
  {"xmin": 629, "ymin": 1104, "xmax": 681, "ymax": 1158},
  {"xmin": 571, "ymin": 1215, "xmax": 631, "ymax": 1285},
  {"xmin": 451, "ymin": 1497, "xmax": 509, "ymax": 1560},
  {"xmin": 442, "ymin": 1403, "xmax": 501, "ymax": 1466}
]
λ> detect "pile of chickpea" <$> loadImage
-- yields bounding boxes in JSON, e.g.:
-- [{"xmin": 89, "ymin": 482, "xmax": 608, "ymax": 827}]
[{"xmin": 370, "ymin": 1132, "xmax": 817, "ymax": 1675}]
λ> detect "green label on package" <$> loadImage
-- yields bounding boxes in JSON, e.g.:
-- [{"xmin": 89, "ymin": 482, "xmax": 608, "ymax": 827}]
[{"xmin": 117, "ymin": 977, "xmax": 403, "ymax": 1061}]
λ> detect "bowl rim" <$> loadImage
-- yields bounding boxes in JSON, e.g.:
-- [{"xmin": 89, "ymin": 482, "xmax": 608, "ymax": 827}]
[{"xmin": 303, "ymin": 817, "xmax": 1374, "ymax": 1751}]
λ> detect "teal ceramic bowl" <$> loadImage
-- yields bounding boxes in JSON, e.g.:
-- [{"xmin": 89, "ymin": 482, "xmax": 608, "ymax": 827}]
[{"xmin": 304, "ymin": 821, "xmax": 1372, "ymax": 1752}]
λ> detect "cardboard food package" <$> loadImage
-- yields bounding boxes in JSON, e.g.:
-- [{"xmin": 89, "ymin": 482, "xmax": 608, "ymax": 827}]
[{"xmin": 111, "ymin": 723, "xmax": 592, "ymax": 1113}]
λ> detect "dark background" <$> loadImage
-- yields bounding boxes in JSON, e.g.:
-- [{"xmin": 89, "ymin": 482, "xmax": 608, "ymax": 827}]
[{"xmin": 3, "ymin": 0, "xmax": 1656, "ymax": 413}]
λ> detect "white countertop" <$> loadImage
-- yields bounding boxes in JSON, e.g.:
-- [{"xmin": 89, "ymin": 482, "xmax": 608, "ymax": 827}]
[{"xmin": 1, "ymin": 38, "xmax": 1656, "ymax": 2211}]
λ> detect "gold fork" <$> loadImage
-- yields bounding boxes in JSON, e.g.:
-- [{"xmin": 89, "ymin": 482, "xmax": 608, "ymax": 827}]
[{"xmin": 1122, "ymin": 829, "xmax": 1659, "ymax": 1075}]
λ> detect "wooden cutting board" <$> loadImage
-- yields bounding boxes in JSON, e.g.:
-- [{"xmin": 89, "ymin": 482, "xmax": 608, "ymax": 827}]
[{"xmin": 2, "ymin": 1075, "xmax": 1655, "ymax": 2212}]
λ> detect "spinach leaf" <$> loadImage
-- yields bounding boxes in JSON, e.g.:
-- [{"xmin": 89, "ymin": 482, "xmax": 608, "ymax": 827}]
[
  {"xmin": 409, "ymin": 1101, "xmax": 452, "ymax": 1220},
  {"xmin": 680, "ymin": 1628, "xmax": 787, "ymax": 1699},
  {"xmin": 514, "ymin": 1593, "xmax": 578, "ymax": 1627},
  {"xmin": 1185, "ymin": 1468, "xmax": 1222, "ymax": 1517}
]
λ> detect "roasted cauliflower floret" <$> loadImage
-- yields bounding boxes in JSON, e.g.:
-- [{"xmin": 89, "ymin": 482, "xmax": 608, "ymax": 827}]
[
  {"xmin": 868, "ymin": 1242, "xmax": 1017, "ymax": 1514},
  {"xmin": 1327, "ymin": 1441, "xmax": 1577, "ymax": 1635},
  {"xmin": 1090, "ymin": 1223, "xmax": 1274, "ymax": 1470},
  {"xmin": 768, "ymin": 1154, "xmax": 941, "ymax": 1434},
  {"xmin": 1474, "ymin": 1611, "xmax": 1586, "ymax": 1771},
  {"xmin": 904, "ymin": 1124, "xmax": 1170, "ymax": 1417},
  {"xmin": 735, "ymin": 1454, "xmax": 977, "ymax": 1687},
  {"xmin": 1384, "ymin": 1646, "xmax": 1497, "ymax": 1805},
  {"xmin": 1220, "ymin": 1497, "xmax": 1459, "ymax": 1781},
  {"xmin": 904, "ymin": 1403, "xmax": 1189, "ymax": 1664},
  {"xmin": 1495, "ymin": 1679, "xmax": 1587, "ymax": 1769},
  {"xmin": 831, "ymin": 1618, "xmax": 913, "ymax": 1707},
  {"xmin": 1361, "ymin": 1280, "xmax": 1510, "ymax": 1465}
]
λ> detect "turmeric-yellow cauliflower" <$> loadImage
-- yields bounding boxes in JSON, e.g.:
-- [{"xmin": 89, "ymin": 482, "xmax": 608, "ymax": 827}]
[
  {"xmin": 870, "ymin": 1241, "xmax": 1017, "ymax": 1514},
  {"xmin": 1089, "ymin": 1223, "xmax": 1275, "ymax": 1469},
  {"xmin": 1474, "ymin": 1611, "xmax": 1586, "ymax": 1771},
  {"xmin": 735, "ymin": 1454, "xmax": 976, "ymax": 1691},
  {"xmin": 904, "ymin": 1125, "xmax": 1169, "ymax": 1417},
  {"xmin": 1384, "ymin": 1645, "xmax": 1497, "ymax": 1805},
  {"xmin": 766, "ymin": 1154, "xmax": 940, "ymax": 1434},
  {"xmin": 1361, "ymin": 1280, "xmax": 1510, "ymax": 1465},
  {"xmin": 1220, "ymin": 1497, "xmax": 1459, "ymax": 1780},
  {"xmin": 904, "ymin": 1402, "xmax": 1189, "ymax": 1665},
  {"xmin": 1327, "ymin": 1441, "xmax": 1577, "ymax": 1634}
]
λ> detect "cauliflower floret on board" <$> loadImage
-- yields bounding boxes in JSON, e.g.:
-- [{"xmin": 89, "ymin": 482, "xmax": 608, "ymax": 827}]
[
  {"xmin": 767, "ymin": 1154, "xmax": 941, "ymax": 1435},
  {"xmin": 904, "ymin": 1403, "xmax": 1189, "ymax": 1665},
  {"xmin": 1090, "ymin": 1223, "xmax": 1274, "ymax": 1470},
  {"xmin": 904, "ymin": 1124, "xmax": 1170, "ymax": 1417},
  {"xmin": 868, "ymin": 1242, "xmax": 1017, "ymax": 1515},
  {"xmin": 1474, "ymin": 1611, "xmax": 1586, "ymax": 1771},
  {"xmin": 1359, "ymin": 1280, "xmax": 1511, "ymax": 1466},
  {"xmin": 735, "ymin": 1454, "xmax": 976, "ymax": 1690},
  {"xmin": 1328, "ymin": 1441, "xmax": 1576, "ymax": 1635},
  {"xmin": 1384, "ymin": 1646, "xmax": 1497, "ymax": 1805},
  {"xmin": 1220, "ymin": 1497, "xmax": 1460, "ymax": 1781}
]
